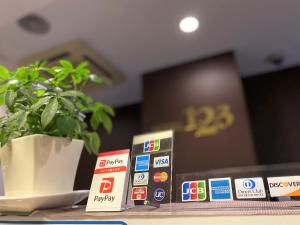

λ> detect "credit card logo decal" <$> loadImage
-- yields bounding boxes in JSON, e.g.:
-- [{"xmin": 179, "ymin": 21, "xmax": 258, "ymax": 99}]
[
  {"xmin": 209, "ymin": 178, "xmax": 233, "ymax": 201},
  {"xmin": 154, "ymin": 188, "xmax": 165, "ymax": 201},
  {"xmin": 267, "ymin": 176, "xmax": 300, "ymax": 197},
  {"xmin": 131, "ymin": 187, "xmax": 147, "ymax": 200},
  {"xmin": 153, "ymin": 155, "xmax": 169, "ymax": 168},
  {"xmin": 153, "ymin": 172, "xmax": 168, "ymax": 183},
  {"xmin": 144, "ymin": 139, "xmax": 160, "ymax": 152},
  {"xmin": 135, "ymin": 154, "xmax": 150, "ymax": 172},
  {"xmin": 235, "ymin": 178, "xmax": 266, "ymax": 199},
  {"xmin": 182, "ymin": 180, "xmax": 206, "ymax": 202},
  {"xmin": 133, "ymin": 172, "xmax": 149, "ymax": 186}
]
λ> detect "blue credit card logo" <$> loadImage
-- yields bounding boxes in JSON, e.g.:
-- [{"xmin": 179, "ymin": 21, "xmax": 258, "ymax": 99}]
[
  {"xmin": 209, "ymin": 178, "xmax": 233, "ymax": 201},
  {"xmin": 182, "ymin": 182, "xmax": 190, "ymax": 201},
  {"xmin": 154, "ymin": 188, "xmax": 165, "ymax": 201},
  {"xmin": 135, "ymin": 155, "xmax": 150, "ymax": 172}
]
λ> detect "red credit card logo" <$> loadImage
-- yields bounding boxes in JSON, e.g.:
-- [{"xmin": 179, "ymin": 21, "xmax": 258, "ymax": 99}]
[
  {"xmin": 153, "ymin": 172, "xmax": 168, "ymax": 183},
  {"xmin": 131, "ymin": 187, "xmax": 147, "ymax": 200},
  {"xmin": 99, "ymin": 177, "xmax": 114, "ymax": 193}
]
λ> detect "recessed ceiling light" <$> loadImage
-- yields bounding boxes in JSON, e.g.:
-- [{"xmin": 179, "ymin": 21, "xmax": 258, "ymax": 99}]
[{"xmin": 179, "ymin": 17, "xmax": 199, "ymax": 33}]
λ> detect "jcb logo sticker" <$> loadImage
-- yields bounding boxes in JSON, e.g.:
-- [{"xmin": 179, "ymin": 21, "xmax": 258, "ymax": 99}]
[{"xmin": 144, "ymin": 139, "xmax": 160, "ymax": 152}]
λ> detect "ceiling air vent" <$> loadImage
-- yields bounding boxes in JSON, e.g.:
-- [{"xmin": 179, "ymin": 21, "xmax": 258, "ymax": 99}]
[{"xmin": 18, "ymin": 41, "xmax": 124, "ymax": 93}]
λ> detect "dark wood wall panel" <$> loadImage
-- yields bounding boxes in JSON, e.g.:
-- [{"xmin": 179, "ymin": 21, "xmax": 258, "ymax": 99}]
[
  {"xmin": 142, "ymin": 52, "xmax": 257, "ymax": 175},
  {"xmin": 243, "ymin": 66, "xmax": 300, "ymax": 164}
]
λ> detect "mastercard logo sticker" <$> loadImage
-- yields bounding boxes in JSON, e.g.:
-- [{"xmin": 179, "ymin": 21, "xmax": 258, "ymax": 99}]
[{"xmin": 154, "ymin": 172, "xmax": 168, "ymax": 182}]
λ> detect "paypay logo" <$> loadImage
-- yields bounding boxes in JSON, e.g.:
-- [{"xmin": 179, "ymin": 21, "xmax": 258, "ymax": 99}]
[
  {"xmin": 182, "ymin": 180, "xmax": 206, "ymax": 202},
  {"xmin": 144, "ymin": 139, "xmax": 160, "ymax": 152},
  {"xmin": 99, "ymin": 159, "xmax": 124, "ymax": 167},
  {"xmin": 99, "ymin": 177, "xmax": 114, "ymax": 193},
  {"xmin": 153, "ymin": 155, "xmax": 169, "ymax": 168}
]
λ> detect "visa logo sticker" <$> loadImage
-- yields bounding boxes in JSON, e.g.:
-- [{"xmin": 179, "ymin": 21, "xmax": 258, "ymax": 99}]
[
  {"xmin": 267, "ymin": 176, "xmax": 300, "ymax": 197},
  {"xmin": 153, "ymin": 155, "xmax": 169, "ymax": 168},
  {"xmin": 182, "ymin": 180, "xmax": 206, "ymax": 202},
  {"xmin": 135, "ymin": 155, "xmax": 150, "ymax": 172},
  {"xmin": 235, "ymin": 177, "xmax": 266, "ymax": 199},
  {"xmin": 209, "ymin": 178, "xmax": 233, "ymax": 201},
  {"xmin": 144, "ymin": 139, "xmax": 160, "ymax": 152}
]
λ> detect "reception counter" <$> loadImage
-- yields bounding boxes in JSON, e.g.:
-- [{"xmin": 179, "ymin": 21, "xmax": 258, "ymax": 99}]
[{"xmin": 1, "ymin": 202, "xmax": 300, "ymax": 225}]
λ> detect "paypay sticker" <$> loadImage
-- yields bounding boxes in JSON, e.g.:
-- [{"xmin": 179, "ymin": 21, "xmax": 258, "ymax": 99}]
[{"xmin": 86, "ymin": 149, "xmax": 131, "ymax": 212}]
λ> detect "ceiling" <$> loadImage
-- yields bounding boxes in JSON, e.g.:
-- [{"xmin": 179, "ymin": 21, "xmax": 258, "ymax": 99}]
[{"xmin": 0, "ymin": 0, "xmax": 300, "ymax": 107}]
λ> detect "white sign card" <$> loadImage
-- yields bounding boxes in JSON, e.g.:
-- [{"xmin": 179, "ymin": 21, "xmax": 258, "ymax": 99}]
[{"xmin": 86, "ymin": 149, "xmax": 131, "ymax": 212}]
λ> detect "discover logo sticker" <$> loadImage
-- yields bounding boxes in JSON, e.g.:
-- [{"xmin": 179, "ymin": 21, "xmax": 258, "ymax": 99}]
[
  {"xmin": 235, "ymin": 177, "xmax": 266, "ymax": 199},
  {"xmin": 267, "ymin": 176, "xmax": 300, "ymax": 197}
]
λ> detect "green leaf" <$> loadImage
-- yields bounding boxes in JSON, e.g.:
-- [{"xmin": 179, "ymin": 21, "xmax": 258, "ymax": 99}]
[
  {"xmin": 0, "ymin": 84, "xmax": 9, "ymax": 94},
  {"xmin": 103, "ymin": 105, "xmax": 115, "ymax": 117},
  {"xmin": 76, "ymin": 61, "xmax": 89, "ymax": 70},
  {"xmin": 56, "ymin": 116, "xmax": 77, "ymax": 135},
  {"xmin": 59, "ymin": 60, "xmax": 73, "ymax": 69},
  {"xmin": 90, "ymin": 111, "xmax": 102, "ymax": 130},
  {"xmin": 5, "ymin": 89, "xmax": 15, "ymax": 107},
  {"xmin": 16, "ymin": 111, "xmax": 27, "ymax": 129},
  {"xmin": 61, "ymin": 90, "xmax": 85, "ymax": 98},
  {"xmin": 82, "ymin": 132, "xmax": 101, "ymax": 155},
  {"xmin": 7, "ymin": 110, "xmax": 24, "ymax": 122},
  {"xmin": 88, "ymin": 74, "xmax": 104, "ymax": 84},
  {"xmin": 60, "ymin": 97, "xmax": 75, "ymax": 113},
  {"xmin": 102, "ymin": 113, "xmax": 113, "ymax": 134},
  {"xmin": 0, "ymin": 65, "xmax": 9, "ymax": 79},
  {"xmin": 41, "ymin": 98, "xmax": 58, "ymax": 128},
  {"xmin": 0, "ymin": 94, "xmax": 4, "ymax": 106},
  {"xmin": 31, "ymin": 96, "xmax": 52, "ymax": 111},
  {"xmin": 35, "ymin": 89, "xmax": 46, "ymax": 97}
]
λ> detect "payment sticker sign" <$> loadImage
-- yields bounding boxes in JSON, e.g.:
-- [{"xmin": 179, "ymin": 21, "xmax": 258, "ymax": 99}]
[
  {"xmin": 86, "ymin": 149, "xmax": 131, "ymax": 212},
  {"xmin": 154, "ymin": 188, "xmax": 165, "ymax": 201},
  {"xmin": 131, "ymin": 187, "xmax": 147, "ymax": 200},
  {"xmin": 182, "ymin": 180, "xmax": 206, "ymax": 202},
  {"xmin": 133, "ymin": 172, "xmax": 149, "ymax": 186},
  {"xmin": 144, "ymin": 139, "xmax": 160, "ymax": 152},
  {"xmin": 235, "ymin": 177, "xmax": 266, "ymax": 199},
  {"xmin": 209, "ymin": 178, "xmax": 233, "ymax": 201},
  {"xmin": 131, "ymin": 130, "xmax": 173, "ymax": 204},
  {"xmin": 267, "ymin": 176, "xmax": 300, "ymax": 197},
  {"xmin": 135, "ymin": 155, "xmax": 150, "ymax": 172},
  {"xmin": 153, "ymin": 172, "xmax": 168, "ymax": 183},
  {"xmin": 153, "ymin": 155, "xmax": 169, "ymax": 168}
]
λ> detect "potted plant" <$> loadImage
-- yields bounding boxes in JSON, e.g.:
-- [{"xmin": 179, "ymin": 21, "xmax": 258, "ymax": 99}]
[{"xmin": 0, "ymin": 60, "xmax": 114, "ymax": 197}]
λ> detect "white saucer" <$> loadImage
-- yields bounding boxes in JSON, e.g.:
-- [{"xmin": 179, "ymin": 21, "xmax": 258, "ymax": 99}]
[{"xmin": 0, "ymin": 190, "xmax": 89, "ymax": 213}]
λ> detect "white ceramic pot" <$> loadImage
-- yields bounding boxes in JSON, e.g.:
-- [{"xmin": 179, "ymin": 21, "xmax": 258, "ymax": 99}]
[{"xmin": 0, "ymin": 134, "xmax": 83, "ymax": 197}]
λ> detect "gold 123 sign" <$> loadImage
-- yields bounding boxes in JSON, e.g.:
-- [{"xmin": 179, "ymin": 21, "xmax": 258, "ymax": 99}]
[{"xmin": 152, "ymin": 104, "xmax": 235, "ymax": 138}]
